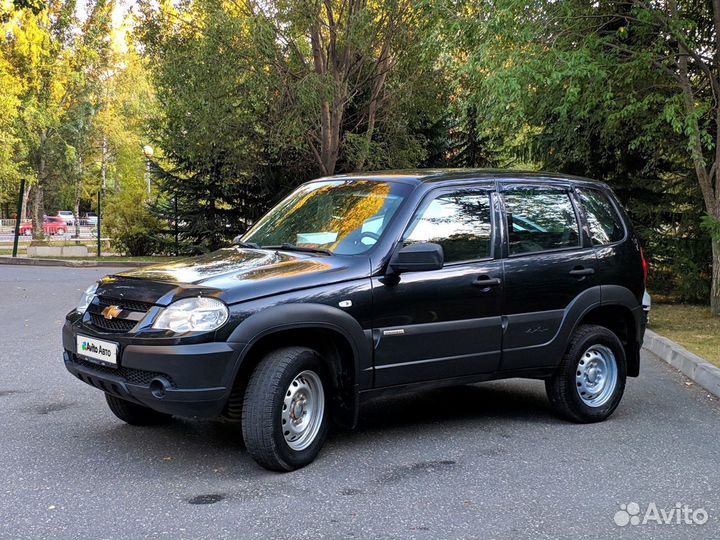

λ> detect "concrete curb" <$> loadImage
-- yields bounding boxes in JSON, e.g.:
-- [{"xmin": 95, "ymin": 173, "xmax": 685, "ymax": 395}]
[
  {"xmin": 643, "ymin": 329, "xmax": 720, "ymax": 398},
  {"xmin": 0, "ymin": 256, "xmax": 149, "ymax": 268}
]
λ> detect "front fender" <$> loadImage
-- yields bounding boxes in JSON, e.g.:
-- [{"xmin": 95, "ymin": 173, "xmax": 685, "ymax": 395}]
[{"xmin": 226, "ymin": 303, "xmax": 373, "ymax": 427}]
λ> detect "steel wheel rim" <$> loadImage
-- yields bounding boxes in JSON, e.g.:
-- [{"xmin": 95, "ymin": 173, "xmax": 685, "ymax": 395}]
[
  {"xmin": 575, "ymin": 344, "xmax": 618, "ymax": 407},
  {"xmin": 281, "ymin": 370, "xmax": 324, "ymax": 451}
]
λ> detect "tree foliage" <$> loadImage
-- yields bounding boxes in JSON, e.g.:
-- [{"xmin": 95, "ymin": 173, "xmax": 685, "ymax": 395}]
[
  {"xmin": 1, "ymin": 0, "xmax": 153, "ymax": 238},
  {"xmin": 136, "ymin": 0, "xmax": 449, "ymax": 251},
  {"xmin": 1, "ymin": 0, "xmax": 720, "ymax": 312},
  {"xmin": 455, "ymin": 0, "xmax": 719, "ymax": 308}
]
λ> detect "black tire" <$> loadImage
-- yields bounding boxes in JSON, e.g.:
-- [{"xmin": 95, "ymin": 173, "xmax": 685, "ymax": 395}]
[
  {"xmin": 545, "ymin": 324, "xmax": 627, "ymax": 423},
  {"xmin": 105, "ymin": 394, "xmax": 172, "ymax": 426},
  {"xmin": 241, "ymin": 347, "xmax": 330, "ymax": 471}
]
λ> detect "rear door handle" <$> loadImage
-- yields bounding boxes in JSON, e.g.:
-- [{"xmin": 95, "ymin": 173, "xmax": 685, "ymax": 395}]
[
  {"xmin": 473, "ymin": 275, "xmax": 502, "ymax": 287},
  {"xmin": 569, "ymin": 267, "xmax": 595, "ymax": 277}
]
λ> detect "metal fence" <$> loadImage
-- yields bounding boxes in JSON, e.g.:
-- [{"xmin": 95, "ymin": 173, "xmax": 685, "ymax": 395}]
[
  {"xmin": 0, "ymin": 219, "xmax": 17, "ymax": 233},
  {"xmin": 0, "ymin": 223, "xmax": 100, "ymax": 242}
]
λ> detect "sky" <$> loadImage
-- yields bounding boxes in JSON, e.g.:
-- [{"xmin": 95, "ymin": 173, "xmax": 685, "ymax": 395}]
[{"xmin": 75, "ymin": 0, "xmax": 136, "ymax": 52}]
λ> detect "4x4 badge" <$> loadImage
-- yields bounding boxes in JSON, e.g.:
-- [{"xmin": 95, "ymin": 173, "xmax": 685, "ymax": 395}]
[{"xmin": 102, "ymin": 305, "xmax": 122, "ymax": 320}]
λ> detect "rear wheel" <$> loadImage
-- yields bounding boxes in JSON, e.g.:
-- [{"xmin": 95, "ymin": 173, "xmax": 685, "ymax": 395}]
[
  {"xmin": 241, "ymin": 347, "xmax": 329, "ymax": 471},
  {"xmin": 545, "ymin": 324, "xmax": 627, "ymax": 423},
  {"xmin": 105, "ymin": 394, "xmax": 172, "ymax": 426}
]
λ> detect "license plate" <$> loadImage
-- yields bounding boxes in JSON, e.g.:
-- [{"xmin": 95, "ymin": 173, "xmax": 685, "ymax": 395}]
[{"xmin": 76, "ymin": 335, "xmax": 118, "ymax": 367}]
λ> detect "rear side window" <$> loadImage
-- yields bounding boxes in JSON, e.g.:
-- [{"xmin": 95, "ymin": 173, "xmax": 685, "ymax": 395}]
[
  {"xmin": 503, "ymin": 189, "xmax": 580, "ymax": 255},
  {"xmin": 577, "ymin": 188, "xmax": 625, "ymax": 245},
  {"xmin": 403, "ymin": 190, "xmax": 493, "ymax": 263}
]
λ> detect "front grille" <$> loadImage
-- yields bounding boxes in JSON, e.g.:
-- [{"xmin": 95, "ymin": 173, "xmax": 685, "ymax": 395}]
[
  {"xmin": 89, "ymin": 313, "xmax": 137, "ymax": 333},
  {"xmin": 97, "ymin": 296, "xmax": 153, "ymax": 313},
  {"xmin": 88, "ymin": 295, "xmax": 155, "ymax": 334},
  {"xmin": 72, "ymin": 355, "xmax": 175, "ymax": 387}
]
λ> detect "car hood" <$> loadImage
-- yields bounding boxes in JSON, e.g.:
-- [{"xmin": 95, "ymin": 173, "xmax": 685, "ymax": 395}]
[{"xmin": 111, "ymin": 247, "xmax": 370, "ymax": 305}]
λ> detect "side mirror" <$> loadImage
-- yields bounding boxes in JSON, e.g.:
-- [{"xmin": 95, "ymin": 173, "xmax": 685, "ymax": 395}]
[{"xmin": 389, "ymin": 242, "xmax": 444, "ymax": 274}]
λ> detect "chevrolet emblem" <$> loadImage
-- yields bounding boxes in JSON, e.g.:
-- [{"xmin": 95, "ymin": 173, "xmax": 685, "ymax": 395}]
[{"xmin": 102, "ymin": 305, "xmax": 123, "ymax": 320}]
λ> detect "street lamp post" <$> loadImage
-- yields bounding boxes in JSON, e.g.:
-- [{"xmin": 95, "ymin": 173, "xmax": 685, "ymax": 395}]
[{"xmin": 143, "ymin": 145, "xmax": 154, "ymax": 196}]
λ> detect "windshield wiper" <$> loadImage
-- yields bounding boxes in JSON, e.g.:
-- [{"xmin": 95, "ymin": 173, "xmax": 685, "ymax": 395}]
[
  {"xmin": 232, "ymin": 237, "xmax": 260, "ymax": 249},
  {"xmin": 263, "ymin": 243, "xmax": 333, "ymax": 256}
]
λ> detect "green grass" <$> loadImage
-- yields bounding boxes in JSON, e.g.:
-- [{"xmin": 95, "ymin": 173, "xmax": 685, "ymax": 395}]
[
  {"xmin": 0, "ymin": 241, "xmax": 103, "ymax": 254},
  {"xmin": 0, "ymin": 248, "xmax": 182, "ymax": 263},
  {"xmin": 33, "ymin": 255, "xmax": 182, "ymax": 263},
  {"xmin": 649, "ymin": 303, "xmax": 720, "ymax": 368}
]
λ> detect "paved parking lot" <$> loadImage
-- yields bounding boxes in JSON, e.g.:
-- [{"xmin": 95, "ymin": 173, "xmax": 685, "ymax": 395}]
[{"xmin": 1, "ymin": 265, "xmax": 719, "ymax": 539}]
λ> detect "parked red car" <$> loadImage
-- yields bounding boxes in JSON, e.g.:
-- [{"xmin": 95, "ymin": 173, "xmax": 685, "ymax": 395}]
[{"xmin": 18, "ymin": 216, "xmax": 68, "ymax": 236}]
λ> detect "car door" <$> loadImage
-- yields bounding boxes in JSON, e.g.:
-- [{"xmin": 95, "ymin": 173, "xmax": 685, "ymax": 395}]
[
  {"xmin": 371, "ymin": 185, "xmax": 504, "ymax": 387},
  {"xmin": 499, "ymin": 183, "xmax": 598, "ymax": 370}
]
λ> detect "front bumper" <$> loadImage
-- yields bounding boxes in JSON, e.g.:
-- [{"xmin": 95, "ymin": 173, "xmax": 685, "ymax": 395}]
[{"xmin": 63, "ymin": 321, "xmax": 245, "ymax": 417}]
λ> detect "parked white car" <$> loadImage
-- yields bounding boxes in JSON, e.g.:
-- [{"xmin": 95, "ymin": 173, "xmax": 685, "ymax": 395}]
[
  {"xmin": 57, "ymin": 211, "xmax": 75, "ymax": 226},
  {"xmin": 81, "ymin": 212, "xmax": 98, "ymax": 226}
]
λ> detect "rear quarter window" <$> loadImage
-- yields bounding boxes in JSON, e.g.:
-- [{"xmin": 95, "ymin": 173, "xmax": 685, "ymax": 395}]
[{"xmin": 577, "ymin": 188, "xmax": 625, "ymax": 245}]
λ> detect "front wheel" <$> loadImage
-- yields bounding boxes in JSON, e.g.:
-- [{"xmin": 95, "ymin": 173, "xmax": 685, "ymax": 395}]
[
  {"xmin": 105, "ymin": 394, "xmax": 172, "ymax": 426},
  {"xmin": 242, "ymin": 347, "xmax": 329, "ymax": 471},
  {"xmin": 545, "ymin": 324, "xmax": 627, "ymax": 423}
]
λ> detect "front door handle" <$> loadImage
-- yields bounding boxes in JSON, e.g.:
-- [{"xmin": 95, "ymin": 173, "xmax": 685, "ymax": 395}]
[
  {"xmin": 473, "ymin": 275, "xmax": 502, "ymax": 288},
  {"xmin": 569, "ymin": 267, "xmax": 595, "ymax": 277}
]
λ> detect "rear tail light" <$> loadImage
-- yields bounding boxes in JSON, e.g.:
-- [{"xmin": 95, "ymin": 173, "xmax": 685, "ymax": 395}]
[{"xmin": 640, "ymin": 247, "xmax": 648, "ymax": 285}]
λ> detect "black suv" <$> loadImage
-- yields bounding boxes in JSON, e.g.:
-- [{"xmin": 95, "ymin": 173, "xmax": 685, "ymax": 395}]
[{"xmin": 63, "ymin": 170, "xmax": 648, "ymax": 471}]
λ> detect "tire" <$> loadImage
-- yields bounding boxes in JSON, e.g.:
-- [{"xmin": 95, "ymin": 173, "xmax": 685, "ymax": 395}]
[
  {"xmin": 242, "ymin": 347, "xmax": 330, "ymax": 471},
  {"xmin": 105, "ymin": 394, "xmax": 172, "ymax": 426},
  {"xmin": 545, "ymin": 324, "xmax": 627, "ymax": 423}
]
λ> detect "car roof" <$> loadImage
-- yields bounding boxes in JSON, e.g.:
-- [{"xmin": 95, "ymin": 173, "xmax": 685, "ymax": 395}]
[{"xmin": 318, "ymin": 169, "xmax": 610, "ymax": 189}]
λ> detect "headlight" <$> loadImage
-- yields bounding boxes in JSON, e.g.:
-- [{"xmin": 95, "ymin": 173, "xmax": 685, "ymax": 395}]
[
  {"xmin": 152, "ymin": 297, "xmax": 229, "ymax": 333},
  {"xmin": 77, "ymin": 282, "xmax": 99, "ymax": 313}
]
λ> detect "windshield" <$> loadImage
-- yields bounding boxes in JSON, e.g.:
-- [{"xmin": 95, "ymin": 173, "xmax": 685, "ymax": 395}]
[{"xmin": 243, "ymin": 180, "xmax": 411, "ymax": 255}]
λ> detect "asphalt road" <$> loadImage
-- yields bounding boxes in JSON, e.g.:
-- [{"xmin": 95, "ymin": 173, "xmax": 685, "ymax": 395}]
[{"xmin": 1, "ymin": 266, "xmax": 720, "ymax": 540}]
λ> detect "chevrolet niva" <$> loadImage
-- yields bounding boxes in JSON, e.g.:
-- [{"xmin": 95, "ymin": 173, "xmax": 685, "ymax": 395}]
[{"xmin": 63, "ymin": 170, "xmax": 649, "ymax": 471}]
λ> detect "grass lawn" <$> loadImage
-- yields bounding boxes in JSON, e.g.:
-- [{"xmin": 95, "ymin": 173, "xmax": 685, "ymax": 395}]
[
  {"xmin": 649, "ymin": 303, "xmax": 720, "ymax": 368},
  {"xmin": 33, "ymin": 255, "xmax": 182, "ymax": 263}
]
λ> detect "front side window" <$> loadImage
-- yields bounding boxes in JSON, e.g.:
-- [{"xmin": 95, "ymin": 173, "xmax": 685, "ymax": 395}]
[
  {"xmin": 243, "ymin": 180, "xmax": 411, "ymax": 255},
  {"xmin": 504, "ymin": 188, "xmax": 580, "ymax": 255},
  {"xmin": 577, "ymin": 188, "xmax": 625, "ymax": 245},
  {"xmin": 403, "ymin": 190, "xmax": 493, "ymax": 263}
]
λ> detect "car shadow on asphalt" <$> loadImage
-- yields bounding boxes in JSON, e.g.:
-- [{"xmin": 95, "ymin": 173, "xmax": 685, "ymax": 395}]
[
  {"xmin": 65, "ymin": 380, "xmax": 560, "ymax": 475},
  {"xmin": 348, "ymin": 380, "xmax": 558, "ymax": 433}
]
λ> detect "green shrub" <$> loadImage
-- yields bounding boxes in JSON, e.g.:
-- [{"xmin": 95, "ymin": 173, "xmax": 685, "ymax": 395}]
[{"xmin": 104, "ymin": 191, "xmax": 163, "ymax": 256}]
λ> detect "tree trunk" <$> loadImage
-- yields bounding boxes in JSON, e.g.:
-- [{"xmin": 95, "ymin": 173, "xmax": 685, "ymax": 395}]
[
  {"xmin": 712, "ymin": 238, "xmax": 720, "ymax": 316},
  {"xmin": 326, "ymin": 94, "xmax": 344, "ymax": 174},
  {"xmin": 32, "ymin": 151, "xmax": 45, "ymax": 240},
  {"xmin": 31, "ymin": 181, "xmax": 44, "ymax": 239},
  {"xmin": 32, "ymin": 130, "xmax": 47, "ymax": 239},
  {"xmin": 355, "ymin": 34, "xmax": 392, "ymax": 171},
  {"xmin": 20, "ymin": 181, "xmax": 30, "ymax": 221},
  {"xmin": 669, "ymin": 0, "xmax": 720, "ymax": 314},
  {"xmin": 101, "ymin": 136, "xmax": 108, "ymax": 196},
  {"xmin": 73, "ymin": 165, "xmax": 82, "ymax": 238}
]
